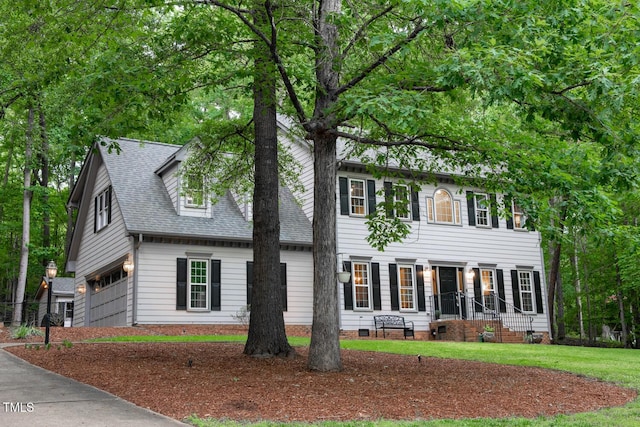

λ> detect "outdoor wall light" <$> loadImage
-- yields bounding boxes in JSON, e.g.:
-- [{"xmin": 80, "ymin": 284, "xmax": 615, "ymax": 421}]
[
  {"xmin": 77, "ymin": 283, "xmax": 86, "ymax": 294},
  {"xmin": 123, "ymin": 256, "xmax": 134, "ymax": 274}
]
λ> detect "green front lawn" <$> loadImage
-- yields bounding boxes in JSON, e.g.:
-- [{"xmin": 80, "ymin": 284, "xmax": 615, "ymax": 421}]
[{"xmin": 91, "ymin": 335, "xmax": 640, "ymax": 426}]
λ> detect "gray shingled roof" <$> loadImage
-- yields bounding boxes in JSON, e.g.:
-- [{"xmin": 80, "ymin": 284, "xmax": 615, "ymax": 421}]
[
  {"xmin": 36, "ymin": 277, "xmax": 75, "ymax": 300},
  {"xmin": 99, "ymin": 138, "xmax": 312, "ymax": 245}
]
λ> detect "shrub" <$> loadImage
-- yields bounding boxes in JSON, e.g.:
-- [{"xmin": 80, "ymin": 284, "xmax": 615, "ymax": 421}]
[{"xmin": 10, "ymin": 325, "xmax": 44, "ymax": 339}]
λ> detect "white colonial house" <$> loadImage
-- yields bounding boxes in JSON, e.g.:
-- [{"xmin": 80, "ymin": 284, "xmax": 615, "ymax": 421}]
[
  {"xmin": 66, "ymin": 121, "xmax": 550, "ymax": 342},
  {"xmin": 281, "ymin": 116, "xmax": 550, "ymax": 342}
]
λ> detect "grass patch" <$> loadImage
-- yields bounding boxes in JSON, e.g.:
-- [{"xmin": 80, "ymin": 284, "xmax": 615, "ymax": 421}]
[{"xmin": 89, "ymin": 334, "xmax": 640, "ymax": 426}]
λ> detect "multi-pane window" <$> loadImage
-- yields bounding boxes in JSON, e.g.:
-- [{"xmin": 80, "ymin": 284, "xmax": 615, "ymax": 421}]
[
  {"xmin": 350, "ymin": 179, "xmax": 366, "ymax": 216},
  {"xmin": 518, "ymin": 270, "xmax": 534, "ymax": 312},
  {"xmin": 185, "ymin": 174, "xmax": 205, "ymax": 207},
  {"xmin": 481, "ymin": 269, "xmax": 496, "ymax": 310},
  {"xmin": 513, "ymin": 202, "xmax": 526, "ymax": 229},
  {"xmin": 427, "ymin": 189, "xmax": 461, "ymax": 224},
  {"xmin": 95, "ymin": 187, "xmax": 111, "ymax": 231},
  {"xmin": 475, "ymin": 194, "xmax": 490, "ymax": 227},
  {"xmin": 352, "ymin": 262, "xmax": 371, "ymax": 309},
  {"xmin": 398, "ymin": 265, "xmax": 416, "ymax": 310},
  {"xmin": 394, "ymin": 185, "xmax": 410, "ymax": 220},
  {"xmin": 189, "ymin": 259, "xmax": 208, "ymax": 310}
]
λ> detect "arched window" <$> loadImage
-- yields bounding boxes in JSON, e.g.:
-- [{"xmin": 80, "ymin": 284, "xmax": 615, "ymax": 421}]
[{"xmin": 426, "ymin": 188, "xmax": 461, "ymax": 224}]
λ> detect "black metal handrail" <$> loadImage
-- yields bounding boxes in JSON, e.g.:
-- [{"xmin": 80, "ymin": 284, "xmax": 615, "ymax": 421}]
[{"xmin": 430, "ymin": 291, "xmax": 535, "ymax": 343}]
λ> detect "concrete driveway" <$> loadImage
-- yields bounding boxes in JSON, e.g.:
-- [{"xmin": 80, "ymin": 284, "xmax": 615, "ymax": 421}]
[{"xmin": 0, "ymin": 346, "xmax": 186, "ymax": 427}]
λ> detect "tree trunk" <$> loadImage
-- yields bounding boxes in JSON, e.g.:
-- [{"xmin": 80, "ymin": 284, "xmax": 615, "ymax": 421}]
[
  {"xmin": 556, "ymin": 271, "xmax": 566, "ymax": 340},
  {"xmin": 65, "ymin": 152, "xmax": 76, "ymax": 255},
  {"xmin": 614, "ymin": 259, "xmax": 628, "ymax": 347},
  {"xmin": 308, "ymin": 131, "xmax": 341, "ymax": 371},
  {"xmin": 13, "ymin": 107, "xmax": 35, "ymax": 326},
  {"xmin": 38, "ymin": 107, "xmax": 51, "ymax": 252},
  {"xmin": 307, "ymin": 0, "xmax": 342, "ymax": 372},
  {"xmin": 243, "ymin": 1, "xmax": 293, "ymax": 358},
  {"xmin": 546, "ymin": 240, "xmax": 561, "ymax": 342},
  {"xmin": 571, "ymin": 239, "xmax": 585, "ymax": 340}
]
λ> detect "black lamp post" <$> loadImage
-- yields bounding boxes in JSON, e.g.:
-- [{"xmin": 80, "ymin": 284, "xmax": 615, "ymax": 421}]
[{"xmin": 44, "ymin": 260, "xmax": 57, "ymax": 345}]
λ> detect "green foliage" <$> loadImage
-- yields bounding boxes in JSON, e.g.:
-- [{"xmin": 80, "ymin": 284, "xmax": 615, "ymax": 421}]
[{"xmin": 10, "ymin": 325, "xmax": 44, "ymax": 339}]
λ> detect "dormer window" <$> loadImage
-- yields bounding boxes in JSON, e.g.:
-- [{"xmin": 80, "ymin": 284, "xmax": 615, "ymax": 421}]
[{"xmin": 184, "ymin": 174, "xmax": 205, "ymax": 208}]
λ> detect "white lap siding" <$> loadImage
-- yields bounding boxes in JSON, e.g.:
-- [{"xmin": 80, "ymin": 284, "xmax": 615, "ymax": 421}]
[
  {"xmin": 135, "ymin": 242, "xmax": 313, "ymax": 326},
  {"xmin": 72, "ymin": 161, "xmax": 132, "ymax": 327}
]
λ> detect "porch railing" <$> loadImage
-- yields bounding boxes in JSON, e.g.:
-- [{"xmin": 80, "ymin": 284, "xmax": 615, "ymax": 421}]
[{"xmin": 430, "ymin": 291, "xmax": 535, "ymax": 342}]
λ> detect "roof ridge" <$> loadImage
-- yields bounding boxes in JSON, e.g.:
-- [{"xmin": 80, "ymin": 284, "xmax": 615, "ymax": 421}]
[{"xmin": 109, "ymin": 137, "xmax": 182, "ymax": 148}]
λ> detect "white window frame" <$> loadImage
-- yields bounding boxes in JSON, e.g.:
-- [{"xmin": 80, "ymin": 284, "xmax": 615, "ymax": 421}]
[
  {"xmin": 95, "ymin": 188, "xmax": 110, "ymax": 232},
  {"xmin": 427, "ymin": 189, "xmax": 461, "ymax": 225},
  {"xmin": 474, "ymin": 193, "xmax": 490, "ymax": 227},
  {"xmin": 397, "ymin": 264, "xmax": 416, "ymax": 311},
  {"xmin": 349, "ymin": 178, "xmax": 366, "ymax": 216},
  {"xmin": 518, "ymin": 270, "xmax": 534, "ymax": 313},
  {"xmin": 394, "ymin": 184, "xmax": 410, "ymax": 220},
  {"xmin": 188, "ymin": 258, "xmax": 209, "ymax": 311},
  {"xmin": 352, "ymin": 261, "xmax": 371, "ymax": 310},
  {"xmin": 184, "ymin": 174, "xmax": 206, "ymax": 208},
  {"xmin": 481, "ymin": 268, "xmax": 496, "ymax": 311},
  {"xmin": 512, "ymin": 201, "xmax": 527, "ymax": 230}
]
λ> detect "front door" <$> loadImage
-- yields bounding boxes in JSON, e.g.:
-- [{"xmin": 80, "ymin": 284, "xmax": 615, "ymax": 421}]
[{"xmin": 438, "ymin": 267, "xmax": 458, "ymax": 315}]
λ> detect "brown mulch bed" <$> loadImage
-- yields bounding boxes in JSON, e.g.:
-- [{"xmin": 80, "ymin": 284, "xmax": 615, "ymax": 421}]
[{"xmin": 1, "ymin": 325, "xmax": 636, "ymax": 423}]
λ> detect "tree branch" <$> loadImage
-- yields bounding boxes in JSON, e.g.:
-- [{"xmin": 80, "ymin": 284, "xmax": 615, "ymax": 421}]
[
  {"xmin": 340, "ymin": 5, "xmax": 394, "ymax": 61},
  {"xmin": 330, "ymin": 128, "xmax": 472, "ymax": 152},
  {"xmin": 335, "ymin": 20, "xmax": 427, "ymax": 98}
]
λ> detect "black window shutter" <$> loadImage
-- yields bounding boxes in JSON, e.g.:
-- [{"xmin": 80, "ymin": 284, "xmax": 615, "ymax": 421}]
[
  {"xmin": 176, "ymin": 258, "xmax": 187, "ymax": 310},
  {"xmin": 383, "ymin": 182, "xmax": 394, "ymax": 218},
  {"xmin": 505, "ymin": 196, "xmax": 514, "ymax": 229},
  {"xmin": 389, "ymin": 264, "xmax": 399, "ymax": 311},
  {"xmin": 211, "ymin": 260, "xmax": 221, "ymax": 311},
  {"xmin": 246, "ymin": 261, "xmax": 253, "ymax": 306},
  {"xmin": 411, "ymin": 188, "xmax": 420, "ymax": 221},
  {"xmin": 339, "ymin": 177, "xmax": 349, "ymax": 215},
  {"xmin": 367, "ymin": 180, "xmax": 376, "ymax": 216},
  {"xmin": 280, "ymin": 263, "xmax": 287, "ymax": 311},
  {"xmin": 107, "ymin": 186, "xmax": 112, "ymax": 224},
  {"xmin": 511, "ymin": 270, "xmax": 521, "ymax": 312},
  {"xmin": 416, "ymin": 265, "xmax": 426, "ymax": 311},
  {"xmin": 343, "ymin": 261, "xmax": 353, "ymax": 310},
  {"xmin": 466, "ymin": 191, "xmax": 476, "ymax": 226},
  {"xmin": 473, "ymin": 268, "xmax": 482, "ymax": 312},
  {"xmin": 372, "ymin": 262, "xmax": 381, "ymax": 310},
  {"xmin": 497, "ymin": 269, "xmax": 506, "ymax": 312},
  {"xmin": 534, "ymin": 271, "xmax": 543, "ymax": 313},
  {"xmin": 93, "ymin": 196, "xmax": 98, "ymax": 233},
  {"xmin": 490, "ymin": 194, "xmax": 499, "ymax": 228}
]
